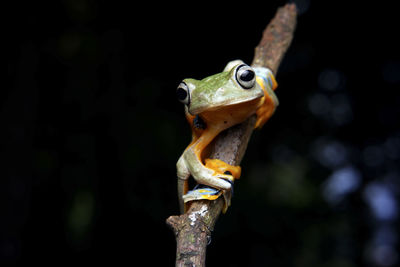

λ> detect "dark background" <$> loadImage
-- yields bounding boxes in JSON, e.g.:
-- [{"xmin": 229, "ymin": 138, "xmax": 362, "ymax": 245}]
[{"xmin": 2, "ymin": 0, "xmax": 399, "ymax": 266}]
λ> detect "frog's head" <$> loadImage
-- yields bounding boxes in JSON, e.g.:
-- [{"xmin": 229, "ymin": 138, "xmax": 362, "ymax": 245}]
[{"xmin": 176, "ymin": 60, "xmax": 264, "ymax": 115}]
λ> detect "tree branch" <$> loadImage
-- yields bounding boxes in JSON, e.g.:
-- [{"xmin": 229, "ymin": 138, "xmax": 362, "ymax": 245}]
[{"xmin": 166, "ymin": 4, "xmax": 298, "ymax": 266}]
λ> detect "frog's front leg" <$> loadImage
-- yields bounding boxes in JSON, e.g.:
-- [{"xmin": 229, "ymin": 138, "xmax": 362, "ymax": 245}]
[
  {"xmin": 185, "ymin": 125, "xmax": 238, "ymax": 189},
  {"xmin": 177, "ymin": 147, "xmax": 235, "ymax": 214},
  {"xmin": 178, "ymin": 119, "xmax": 241, "ymax": 213},
  {"xmin": 184, "ymin": 148, "xmax": 235, "ymax": 189},
  {"xmin": 254, "ymin": 68, "xmax": 279, "ymax": 129}
]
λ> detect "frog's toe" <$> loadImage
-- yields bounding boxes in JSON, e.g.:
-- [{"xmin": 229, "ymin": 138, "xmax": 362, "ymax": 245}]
[
  {"xmin": 215, "ymin": 178, "xmax": 232, "ymax": 190},
  {"xmin": 254, "ymin": 87, "xmax": 278, "ymax": 129},
  {"xmin": 217, "ymin": 173, "xmax": 235, "ymax": 184},
  {"xmin": 221, "ymin": 177, "xmax": 234, "ymax": 196},
  {"xmin": 204, "ymin": 158, "xmax": 241, "ymax": 179},
  {"xmin": 195, "ymin": 174, "xmax": 232, "ymax": 191},
  {"xmin": 183, "ymin": 186, "xmax": 221, "ymax": 201}
]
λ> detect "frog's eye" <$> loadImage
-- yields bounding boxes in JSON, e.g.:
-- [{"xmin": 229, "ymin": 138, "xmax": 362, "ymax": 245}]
[
  {"xmin": 176, "ymin": 82, "xmax": 190, "ymax": 105},
  {"xmin": 235, "ymin": 64, "xmax": 256, "ymax": 89}
]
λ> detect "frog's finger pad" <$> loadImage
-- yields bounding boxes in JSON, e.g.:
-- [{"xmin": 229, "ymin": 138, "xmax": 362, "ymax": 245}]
[{"xmin": 182, "ymin": 187, "xmax": 222, "ymax": 203}]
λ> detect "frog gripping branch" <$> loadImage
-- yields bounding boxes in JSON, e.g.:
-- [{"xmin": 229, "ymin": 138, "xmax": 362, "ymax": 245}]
[
  {"xmin": 176, "ymin": 60, "xmax": 278, "ymax": 214},
  {"xmin": 167, "ymin": 4, "xmax": 297, "ymax": 266}
]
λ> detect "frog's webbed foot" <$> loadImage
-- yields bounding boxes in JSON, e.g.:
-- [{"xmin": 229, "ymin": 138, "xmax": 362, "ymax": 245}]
[
  {"xmin": 204, "ymin": 159, "xmax": 241, "ymax": 213},
  {"xmin": 255, "ymin": 95, "xmax": 277, "ymax": 129},
  {"xmin": 204, "ymin": 158, "xmax": 241, "ymax": 181},
  {"xmin": 254, "ymin": 69, "xmax": 279, "ymax": 129},
  {"xmin": 191, "ymin": 158, "xmax": 241, "ymax": 189},
  {"xmin": 204, "ymin": 159, "xmax": 241, "ymax": 178},
  {"xmin": 183, "ymin": 159, "xmax": 241, "ymax": 213},
  {"xmin": 183, "ymin": 185, "xmax": 232, "ymax": 214},
  {"xmin": 181, "ymin": 148, "xmax": 242, "ymax": 212}
]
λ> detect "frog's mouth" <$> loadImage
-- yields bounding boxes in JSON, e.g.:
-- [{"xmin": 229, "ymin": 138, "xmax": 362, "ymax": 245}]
[
  {"xmin": 189, "ymin": 92, "xmax": 264, "ymax": 116},
  {"xmin": 198, "ymin": 97, "xmax": 264, "ymax": 126}
]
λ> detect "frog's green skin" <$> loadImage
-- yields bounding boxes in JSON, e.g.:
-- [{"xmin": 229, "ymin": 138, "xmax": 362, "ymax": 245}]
[{"xmin": 176, "ymin": 60, "xmax": 278, "ymax": 213}]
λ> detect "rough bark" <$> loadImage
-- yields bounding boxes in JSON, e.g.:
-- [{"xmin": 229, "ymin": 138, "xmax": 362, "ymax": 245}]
[{"xmin": 166, "ymin": 4, "xmax": 298, "ymax": 266}]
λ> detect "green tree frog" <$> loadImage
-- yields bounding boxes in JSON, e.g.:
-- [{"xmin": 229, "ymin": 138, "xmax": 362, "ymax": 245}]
[{"xmin": 176, "ymin": 60, "xmax": 278, "ymax": 213}]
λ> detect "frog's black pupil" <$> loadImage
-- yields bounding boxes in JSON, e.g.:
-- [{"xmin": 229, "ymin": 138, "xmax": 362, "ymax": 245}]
[
  {"xmin": 176, "ymin": 88, "xmax": 187, "ymax": 101},
  {"xmin": 240, "ymin": 70, "xmax": 255, "ymax": 82}
]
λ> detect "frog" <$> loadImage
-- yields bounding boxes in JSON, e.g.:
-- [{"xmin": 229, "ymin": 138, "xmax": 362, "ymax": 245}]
[{"xmin": 176, "ymin": 60, "xmax": 278, "ymax": 214}]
